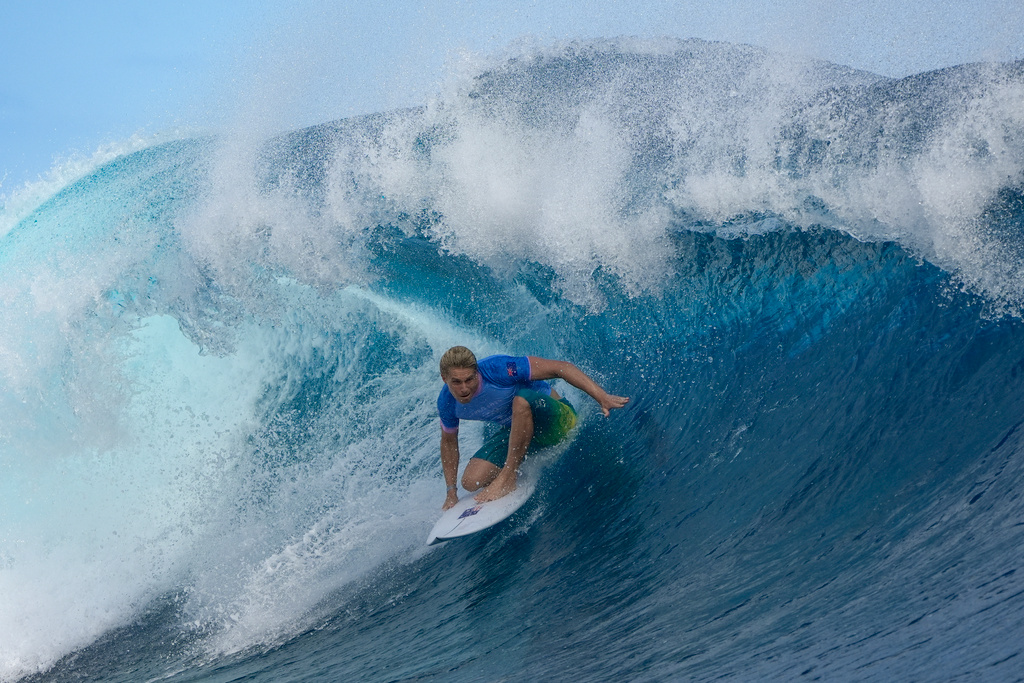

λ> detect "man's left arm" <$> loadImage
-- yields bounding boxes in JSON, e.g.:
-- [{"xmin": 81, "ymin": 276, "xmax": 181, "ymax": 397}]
[{"xmin": 528, "ymin": 357, "xmax": 629, "ymax": 416}]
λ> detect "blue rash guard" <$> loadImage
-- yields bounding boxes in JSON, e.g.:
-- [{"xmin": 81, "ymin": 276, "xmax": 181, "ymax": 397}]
[{"xmin": 437, "ymin": 355, "xmax": 552, "ymax": 433}]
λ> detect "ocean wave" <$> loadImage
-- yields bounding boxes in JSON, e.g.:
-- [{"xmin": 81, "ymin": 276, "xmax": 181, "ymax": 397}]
[{"xmin": 4, "ymin": 38, "xmax": 1024, "ymax": 682}]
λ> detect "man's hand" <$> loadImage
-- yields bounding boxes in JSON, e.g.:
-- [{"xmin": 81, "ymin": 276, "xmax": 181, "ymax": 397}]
[
  {"xmin": 597, "ymin": 392, "xmax": 630, "ymax": 417},
  {"xmin": 442, "ymin": 488, "xmax": 459, "ymax": 510},
  {"xmin": 474, "ymin": 471, "xmax": 517, "ymax": 503}
]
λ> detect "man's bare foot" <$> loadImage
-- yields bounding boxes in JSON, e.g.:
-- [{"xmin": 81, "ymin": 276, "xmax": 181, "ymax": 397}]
[{"xmin": 474, "ymin": 474, "xmax": 517, "ymax": 503}]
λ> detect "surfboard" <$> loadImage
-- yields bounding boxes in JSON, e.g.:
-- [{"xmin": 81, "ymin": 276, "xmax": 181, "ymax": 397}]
[{"xmin": 426, "ymin": 469, "xmax": 537, "ymax": 545}]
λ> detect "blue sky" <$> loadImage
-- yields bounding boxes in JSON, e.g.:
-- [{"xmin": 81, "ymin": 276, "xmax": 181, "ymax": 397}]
[{"xmin": 2, "ymin": 0, "xmax": 1023, "ymax": 194}]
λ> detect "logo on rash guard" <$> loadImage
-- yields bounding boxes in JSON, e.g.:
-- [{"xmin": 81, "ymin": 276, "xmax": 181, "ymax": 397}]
[{"xmin": 506, "ymin": 362, "xmax": 518, "ymax": 377}]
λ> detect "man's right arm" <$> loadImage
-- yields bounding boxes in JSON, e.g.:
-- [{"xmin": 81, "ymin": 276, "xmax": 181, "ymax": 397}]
[{"xmin": 441, "ymin": 429, "xmax": 460, "ymax": 510}]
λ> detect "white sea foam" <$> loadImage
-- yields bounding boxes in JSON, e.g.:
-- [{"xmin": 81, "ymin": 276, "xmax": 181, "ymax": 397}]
[
  {"xmin": 350, "ymin": 40, "xmax": 1024, "ymax": 311},
  {"xmin": 0, "ymin": 282, "xmax": 487, "ymax": 679},
  {"xmin": 0, "ymin": 315, "xmax": 268, "ymax": 680}
]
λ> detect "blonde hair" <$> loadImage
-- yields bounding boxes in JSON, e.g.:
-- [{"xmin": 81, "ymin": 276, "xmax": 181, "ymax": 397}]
[{"xmin": 440, "ymin": 346, "xmax": 477, "ymax": 379}]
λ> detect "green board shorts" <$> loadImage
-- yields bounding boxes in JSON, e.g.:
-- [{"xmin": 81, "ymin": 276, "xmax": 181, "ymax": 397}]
[{"xmin": 472, "ymin": 389, "xmax": 578, "ymax": 468}]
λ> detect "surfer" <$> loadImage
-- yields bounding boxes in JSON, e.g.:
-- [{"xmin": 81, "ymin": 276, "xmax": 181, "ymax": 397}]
[{"xmin": 438, "ymin": 346, "xmax": 629, "ymax": 509}]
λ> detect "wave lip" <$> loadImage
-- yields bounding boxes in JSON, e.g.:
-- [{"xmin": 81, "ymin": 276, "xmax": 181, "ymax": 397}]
[{"xmin": 266, "ymin": 39, "xmax": 1023, "ymax": 312}]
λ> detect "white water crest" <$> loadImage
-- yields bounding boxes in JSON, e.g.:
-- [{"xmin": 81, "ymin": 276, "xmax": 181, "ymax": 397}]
[{"xmin": 344, "ymin": 40, "xmax": 1024, "ymax": 311}]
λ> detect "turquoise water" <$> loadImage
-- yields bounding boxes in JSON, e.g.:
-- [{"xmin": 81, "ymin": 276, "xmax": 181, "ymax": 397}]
[{"xmin": 4, "ymin": 39, "xmax": 1024, "ymax": 681}]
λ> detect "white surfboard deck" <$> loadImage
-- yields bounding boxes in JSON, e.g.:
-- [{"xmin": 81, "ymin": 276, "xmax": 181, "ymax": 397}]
[{"xmin": 427, "ymin": 469, "xmax": 537, "ymax": 545}]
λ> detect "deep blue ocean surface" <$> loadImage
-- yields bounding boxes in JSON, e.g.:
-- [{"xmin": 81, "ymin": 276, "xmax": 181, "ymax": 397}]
[{"xmin": 3, "ymin": 39, "xmax": 1024, "ymax": 681}]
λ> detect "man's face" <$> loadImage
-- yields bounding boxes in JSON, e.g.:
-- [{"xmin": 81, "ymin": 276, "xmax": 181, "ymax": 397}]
[{"xmin": 444, "ymin": 367, "xmax": 480, "ymax": 404}]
